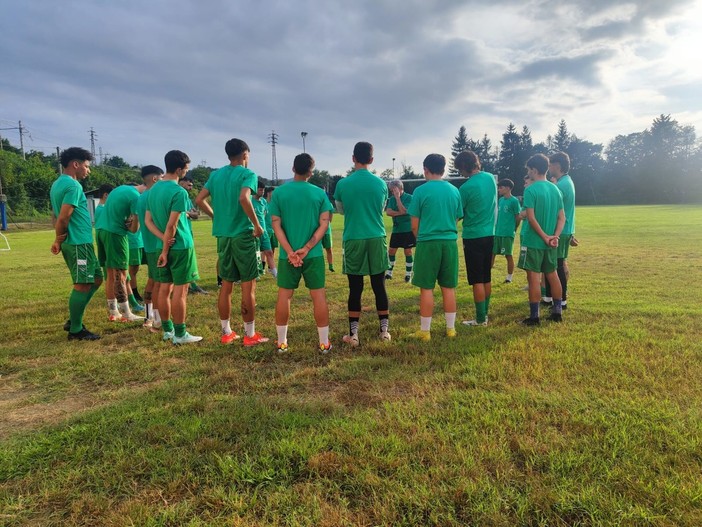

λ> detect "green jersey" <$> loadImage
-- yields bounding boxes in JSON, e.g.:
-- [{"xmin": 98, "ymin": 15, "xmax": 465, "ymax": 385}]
[
  {"xmin": 146, "ymin": 179, "xmax": 193, "ymax": 251},
  {"xmin": 50, "ymin": 174, "xmax": 93, "ymax": 245},
  {"xmin": 204, "ymin": 164, "xmax": 258, "ymax": 238},
  {"xmin": 103, "ymin": 185, "xmax": 140, "ymax": 236},
  {"xmin": 459, "ymin": 171, "xmax": 497, "ymax": 239},
  {"xmin": 94, "ymin": 204, "xmax": 105, "ymax": 227},
  {"xmin": 333, "ymin": 169, "xmax": 387, "ymax": 241},
  {"xmin": 495, "ymin": 195, "xmax": 521, "ymax": 237},
  {"xmin": 137, "ymin": 189, "xmax": 160, "ymax": 253},
  {"xmin": 556, "ymin": 174, "xmax": 576, "ymax": 235},
  {"xmin": 521, "ymin": 180, "xmax": 564, "ymax": 249},
  {"xmin": 407, "ymin": 180, "xmax": 463, "ymax": 242},
  {"xmin": 252, "ymin": 196, "xmax": 268, "ymax": 227},
  {"xmin": 269, "ymin": 180, "xmax": 333, "ymax": 259},
  {"xmin": 387, "ymin": 192, "xmax": 413, "ymax": 233}
]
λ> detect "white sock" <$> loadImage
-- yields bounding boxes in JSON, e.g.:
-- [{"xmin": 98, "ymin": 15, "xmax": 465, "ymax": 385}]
[
  {"xmin": 119, "ymin": 301, "xmax": 133, "ymax": 316},
  {"xmin": 277, "ymin": 325, "xmax": 288, "ymax": 344},
  {"xmin": 270, "ymin": 267, "xmax": 278, "ymax": 278},
  {"xmin": 445, "ymin": 312, "xmax": 456, "ymax": 330},
  {"xmin": 153, "ymin": 309, "xmax": 162, "ymax": 324},
  {"xmin": 543, "ymin": 296, "xmax": 553, "ymax": 302},
  {"xmin": 506, "ymin": 273, "xmax": 513, "ymax": 281},
  {"xmin": 107, "ymin": 298, "xmax": 119, "ymax": 313},
  {"xmin": 244, "ymin": 321, "xmax": 255, "ymax": 337},
  {"xmin": 420, "ymin": 316, "xmax": 432, "ymax": 331},
  {"xmin": 317, "ymin": 326, "xmax": 329, "ymax": 345},
  {"xmin": 221, "ymin": 319, "xmax": 232, "ymax": 334}
]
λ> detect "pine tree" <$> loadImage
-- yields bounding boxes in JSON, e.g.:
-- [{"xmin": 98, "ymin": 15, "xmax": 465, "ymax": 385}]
[
  {"xmin": 554, "ymin": 120, "xmax": 571, "ymax": 152},
  {"xmin": 449, "ymin": 125, "xmax": 469, "ymax": 177}
]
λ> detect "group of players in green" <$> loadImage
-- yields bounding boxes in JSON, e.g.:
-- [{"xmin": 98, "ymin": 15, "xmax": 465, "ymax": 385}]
[{"xmin": 50, "ymin": 139, "xmax": 575, "ymax": 349}]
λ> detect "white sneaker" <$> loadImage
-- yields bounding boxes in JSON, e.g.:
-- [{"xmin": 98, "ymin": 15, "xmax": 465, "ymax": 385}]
[
  {"xmin": 121, "ymin": 312, "xmax": 144, "ymax": 322},
  {"xmin": 342, "ymin": 333, "xmax": 360, "ymax": 347},
  {"xmin": 379, "ymin": 330, "xmax": 392, "ymax": 342},
  {"xmin": 462, "ymin": 319, "xmax": 488, "ymax": 326},
  {"xmin": 162, "ymin": 330, "xmax": 175, "ymax": 341},
  {"xmin": 172, "ymin": 332, "xmax": 203, "ymax": 345}
]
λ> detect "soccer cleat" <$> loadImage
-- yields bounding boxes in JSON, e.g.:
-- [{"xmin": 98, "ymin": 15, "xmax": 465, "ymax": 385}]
[
  {"xmin": 462, "ymin": 319, "xmax": 488, "ymax": 326},
  {"xmin": 67, "ymin": 328, "xmax": 101, "ymax": 341},
  {"xmin": 220, "ymin": 331, "xmax": 240, "ymax": 344},
  {"xmin": 521, "ymin": 317, "xmax": 541, "ymax": 326},
  {"xmin": 162, "ymin": 330, "xmax": 175, "ymax": 341},
  {"xmin": 385, "ymin": 273, "xmax": 393, "ymax": 280},
  {"xmin": 404, "ymin": 274, "xmax": 411, "ymax": 283},
  {"xmin": 379, "ymin": 330, "xmax": 392, "ymax": 342},
  {"xmin": 342, "ymin": 333, "xmax": 360, "ymax": 347},
  {"xmin": 121, "ymin": 312, "xmax": 145, "ymax": 322},
  {"xmin": 131, "ymin": 304, "xmax": 145, "ymax": 313},
  {"xmin": 446, "ymin": 328, "xmax": 457, "ymax": 338},
  {"xmin": 108, "ymin": 313, "xmax": 128, "ymax": 322},
  {"xmin": 561, "ymin": 302, "xmax": 568, "ymax": 310},
  {"xmin": 143, "ymin": 318, "xmax": 154, "ymax": 328},
  {"xmin": 276, "ymin": 341, "xmax": 289, "ymax": 353},
  {"xmin": 243, "ymin": 332, "xmax": 269, "ymax": 346},
  {"xmin": 172, "ymin": 332, "xmax": 203, "ymax": 345},
  {"xmin": 189, "ymin": 285, "xmax": 209, "ymax": 295},
  {"xmin": 504, "ymin": 279, "xmax": 512, "ymax": 283},
  {"xmin": 319, "ymin": 341, "xmax": 332, "ymax": 354},
  {"xmin": 540, "ymin": 297, "xmax": 553, "ymax": 306},
  {"xmin": 411, "ymin": 329, "xmax": 431, "ymax": 342},
  {"xmin": 547, "ymin": 313, "xmax": 563, "ymax": 322}
]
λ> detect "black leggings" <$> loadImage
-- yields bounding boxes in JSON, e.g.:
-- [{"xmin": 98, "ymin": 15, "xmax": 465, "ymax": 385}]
[{"xmin": 347, "ymin": 273, "xmax": 389, "ymax": 312}]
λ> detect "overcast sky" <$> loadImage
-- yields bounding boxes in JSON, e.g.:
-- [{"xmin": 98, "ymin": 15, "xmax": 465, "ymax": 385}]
[{"xmin": 2, "ymin": 0, "xmax": 701, "ymax": 179}]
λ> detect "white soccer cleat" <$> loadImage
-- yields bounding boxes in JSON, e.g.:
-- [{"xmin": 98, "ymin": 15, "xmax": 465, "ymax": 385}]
[
  {"xmin": 172, "ymin": 332, "xmax": 203, "ymax": 345},
  {"xmin": 342, "ymin": 334, "xmax": 360, "ymax": 347},
  {"xmin": 379, "ymin": 331, "xmax": 392, "ymax": 342}
]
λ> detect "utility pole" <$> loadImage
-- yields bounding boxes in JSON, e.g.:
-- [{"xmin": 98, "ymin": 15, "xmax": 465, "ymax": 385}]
[
  {"xmin": 18, "ymin": 121, "xmax": 26, "ymax": 159},
  {"xmin": 99, "ymin": 146, "xmax": 103, "ymax": 165},
  {"xmin": 0, "ymin": 132, "xmax": 3, "ymax": 151},
  {"xmin": 89, "ymin": 127, "xmax": 97, "ymax": 160},
  {"xmin": 56, "ymin": 146, "xmax": 61, "ymax": 174},
  {"xmin": 268, "ymin": 130, "xmax": 279, "ymax": 184}
]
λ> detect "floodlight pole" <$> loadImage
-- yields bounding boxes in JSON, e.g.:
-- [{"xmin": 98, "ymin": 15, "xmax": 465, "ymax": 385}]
[
  {"xmin": 301, "ymin": 131, "xmax": 308, "ymax": 153},
  {"xmin": 392, "ymin": 157, "xmax": 396, "ymax": 179}
]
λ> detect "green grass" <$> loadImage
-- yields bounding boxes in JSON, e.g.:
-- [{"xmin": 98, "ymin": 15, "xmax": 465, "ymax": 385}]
[{"xmin": 1, "ymin": 205, "xmax": 702, "ymax": 526}]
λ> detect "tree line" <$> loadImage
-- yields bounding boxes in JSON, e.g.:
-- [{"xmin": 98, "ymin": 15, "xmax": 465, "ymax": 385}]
[{"xmin": 0, "ymin": 113, "xmax": 700, "ymax": 219}]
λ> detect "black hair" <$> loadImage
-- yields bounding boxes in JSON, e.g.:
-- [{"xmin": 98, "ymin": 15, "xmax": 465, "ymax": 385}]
[
  {"xmin": 60, "ymin": 147, "xmax": 94, "ymax": 168},
  {"xmin": 526, "ymin": 154, "xmax": 549, "ymax": 175},
  {"xmin": 353, "ymin": 142, "xmax": 373, "ymax": 164},
  {"xmin": 549, "ymin": 151, "xmax": 571, "ymax": 174},
  {"xmin": 293, "ymin": 153, "xmax": 315, "ymax": 175},
  {"xmin": 97, "ymin": 183, "xmax": 114, "ymax": 196},
  {"xmin": 141, "ymin": 165, "xmax": 164, "ymax": 178},
  {"xmin": 423, "ymin": 153, "xmax": 446, "ymax": 175},
  {"xmin": 257, "ymin": 179, "xmax": 266, "ymax": 189},
  {"xmin": 225, "ymin": 138, "xmax": 250, "ymax": 159},
  {"xmin": 498, "ymin": 178, "xmax": 514, "ymax": 189},
  {"xmin": 164, "ymin": 150, "xmax": 190, "ymax": 173}
]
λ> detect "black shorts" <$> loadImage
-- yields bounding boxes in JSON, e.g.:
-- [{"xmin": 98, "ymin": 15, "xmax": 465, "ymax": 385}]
[
  {"xmin": 463, "ymin": 236, "xmax": 494, "ymax": 285},
  {"xmin": 389, "ymin": 231, "xmax": 416, "ymax": 249}
]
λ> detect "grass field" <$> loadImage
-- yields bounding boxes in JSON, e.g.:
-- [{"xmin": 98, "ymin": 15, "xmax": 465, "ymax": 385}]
[{"xmin": 1, "ymin": 205, "xmax": 702, "ymax": 526}]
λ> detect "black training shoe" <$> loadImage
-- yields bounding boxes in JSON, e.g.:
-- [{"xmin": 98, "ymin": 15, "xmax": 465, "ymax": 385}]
[
  {"xmin": 67, "ymin": 328, "xmax": 101, "ymax": 341},
  {"xmin": 547, "ymin": 313, "xmax": 563, "ymax": 322},
  {"xmin": 521, "ymin": 317, "xmax": 541, "ymax": 326},
  {"xmin": 63, "ymin": 319, "xmax": 71, "ymax": 331},
  {"xmin": 561, "ymin": 303, "xmax": 568, "ymax": 310}
]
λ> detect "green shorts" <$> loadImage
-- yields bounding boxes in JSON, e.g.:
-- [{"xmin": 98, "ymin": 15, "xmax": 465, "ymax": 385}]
[
  {"xmin": 493, "ymin": 236, "xmax": 515, "ymax": 256},
  {"xmin": 322, "ymin": 232, "xmax": 332, "ymax": 249},
  {"xmin": 97, "ymin": 230, "xmax": 129, "ymax": 270},
  {"xmin": 218, "ymin": 234, "xmax": 259, "ymax": 283},
  {"xmin": 158, "ymin": 248, "xmax": 200, "ymax": 286},
  {"xmin": 517, "ymin": 246, "xmax": 557, "ymax": 273},
  {"xmin": 145, "ymin": 251, "xmax": 160, "ymax": 281},
  {"xmin": 128, "ymin": 246, "xmax": 143, "ymax": 266},
  {"xmin": 61, "ymin": 242, "xmax": 103, "ymax": 284},
  {"xmin": 277, "ymin": 256, "xmax": 325, "ymax": 290},
  {"xmin": 557, "ymin": 235, "xmax": 571, "ymax": 259},
  {"xmin": 268, "ymin": 230, "xmax": 278, "ymax": 249},
  {"xmin": 260, "ymin": 231, "xmax": 272, "ymax": 252},
  {"xmin": 342, "ymin": 237, "xmax": 389, "ymax": 276},
  {"xmin": 412, "ymin": 240, "xmax": 459, "ymax": 289}
]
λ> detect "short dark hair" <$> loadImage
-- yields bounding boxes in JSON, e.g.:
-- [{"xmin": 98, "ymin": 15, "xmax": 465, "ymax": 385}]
[
  {"xmin": 264, "ymin": 186, "xmax": 274, "ymax": 199},
  {"xmin": 60, "ymin": 147, "xmax": 93, "ymax": 168},
  {"xmin": 549, "ymin": 151, "xmax": 571, "ymax": 174},
  {"xmin": 454, "ymin": 150, "xmax": 481, "ymax": 173},
  {"xmin": 164, "ymin": 150, "xmax": 190, "ymax": 173},
  {"xmin": 526, "ymin": 153, "xmax": 549, "ymax": 175},
  {"xmin": 98, "ymin": 183, "xmax": 114, "ymax": 196},
  {"xmin": 141, "ymin": 165, "xmax": 164, "ymax": 178},
  {"xmin": 498, "ymin": 178, "xmax": 514, "ymax": 189},
  {"xmin": 353, "ymin": 142, "xmax": 373, "ymax": 164},
  {"xmin": 257, "ymin": 179, "xmax": 266, "ymax": 189},
  {"xmin": 293, "ymin": 153, "xmax": 315, "ymax": 175},
  {"xmin": 225, "ymin": 138, "xmax": 250, "ymax": 159},
  {"xmin": 423, "ymin": 153, "xmax": 446, "ymax": 175}
]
